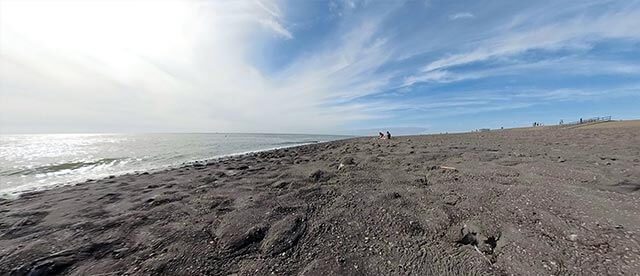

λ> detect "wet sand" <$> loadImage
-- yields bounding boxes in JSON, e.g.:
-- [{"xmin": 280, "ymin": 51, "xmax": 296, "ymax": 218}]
[{"xmin": 1, "ymin": 121, "xmax": 640, "ymax": 275}]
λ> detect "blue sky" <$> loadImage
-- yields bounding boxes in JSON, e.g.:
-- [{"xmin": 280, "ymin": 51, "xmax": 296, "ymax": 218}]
[{"xmin": 1, "ymin": 0, "xmax": 639, "ymax": 134}]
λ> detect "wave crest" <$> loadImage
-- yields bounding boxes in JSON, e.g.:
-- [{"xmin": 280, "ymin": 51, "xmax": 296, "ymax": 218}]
[{"xmin": 3, "ymin": 158, "xmax": 125, "ymax": 176}]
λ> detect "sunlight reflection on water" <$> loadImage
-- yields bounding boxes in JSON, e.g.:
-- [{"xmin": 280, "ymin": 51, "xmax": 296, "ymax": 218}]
[{"xmin": 0, "ymin": 133, "xmax": 347, "ymax": 196}]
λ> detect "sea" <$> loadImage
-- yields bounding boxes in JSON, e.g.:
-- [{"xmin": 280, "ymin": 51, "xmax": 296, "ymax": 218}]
[{"xmin": 0, "ymin": 133, "xmax": 348, "ymax": 197}]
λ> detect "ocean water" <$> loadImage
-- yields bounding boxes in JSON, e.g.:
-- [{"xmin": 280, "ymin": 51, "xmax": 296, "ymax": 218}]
[{"xmin": 0, "ymin": 133, "xmax": 348, "ymax": 197}]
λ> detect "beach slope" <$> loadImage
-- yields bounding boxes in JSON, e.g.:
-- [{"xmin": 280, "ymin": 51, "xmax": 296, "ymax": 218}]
[{"xmin": 1, "ymin": 122, "xmax": 640, "ymax": 275}]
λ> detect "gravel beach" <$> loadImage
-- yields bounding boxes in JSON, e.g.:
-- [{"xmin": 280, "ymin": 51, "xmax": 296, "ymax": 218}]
[{"xmin": 2, "ymin": 121, "xmax": 639, "ymax": 275}]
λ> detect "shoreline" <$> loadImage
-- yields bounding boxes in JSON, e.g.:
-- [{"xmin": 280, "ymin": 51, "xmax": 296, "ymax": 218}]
[
  {"xmin": 0, "ymin": 138, "xmax": 354, "ymax": 199},
  {"xmin": 1, "ymin": 124, "xmax": 639, "ymax": 275}
]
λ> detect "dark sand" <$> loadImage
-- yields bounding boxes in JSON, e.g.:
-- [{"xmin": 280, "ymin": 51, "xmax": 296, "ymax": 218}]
[{"xmin": 2, "ymin": 121, "xmax": 640, "ymax": 275}]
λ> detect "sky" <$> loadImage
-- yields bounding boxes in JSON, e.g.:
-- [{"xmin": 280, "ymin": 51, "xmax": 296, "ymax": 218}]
[{"xmin": 0, "ymin": 0, "xmax": 639, "ymax": 135}]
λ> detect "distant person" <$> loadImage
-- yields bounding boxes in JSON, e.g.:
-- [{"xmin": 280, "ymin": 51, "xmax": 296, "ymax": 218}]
[
  {"xmin": 580, "ymin": 118, "xmax": 583, "ymax": 124},
  {"xmin": 378, "ymin": 132, "xmax": 384, "ymax": 139},
  {"xmin": 386, "ymin": 131, "xmax": 392, "ymax": 139},
  {"xmin": 560, "ymin": 120, "xmax": 563, "ymax": 125}
]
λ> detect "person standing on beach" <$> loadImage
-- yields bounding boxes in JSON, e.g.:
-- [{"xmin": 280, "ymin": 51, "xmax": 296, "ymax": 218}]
[{"xmin": 386, "ymin": 131, "xmax": 392, "ymax": 139}]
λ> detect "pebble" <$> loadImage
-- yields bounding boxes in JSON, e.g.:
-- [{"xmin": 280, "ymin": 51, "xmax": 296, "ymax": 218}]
[{"xmin": 114, "ymin": 247, "xmax": 129, "ymax": 253}]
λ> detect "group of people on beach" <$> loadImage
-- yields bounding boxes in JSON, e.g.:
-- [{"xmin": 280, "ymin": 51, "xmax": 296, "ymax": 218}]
[{"xmin": 377, "ymin": 131, "xmax": 392, "ymax": 139}]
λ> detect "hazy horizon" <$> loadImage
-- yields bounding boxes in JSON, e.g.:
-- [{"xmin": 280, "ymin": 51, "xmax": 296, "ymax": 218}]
[{"xmin": 1, "ymin": 0, "xmax": 639, "ymax": 135}]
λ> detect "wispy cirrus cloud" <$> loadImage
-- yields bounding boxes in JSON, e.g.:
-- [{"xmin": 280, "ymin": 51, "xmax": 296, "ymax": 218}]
[
  {"xmin": 449, "ymin": 12, "xmax": 474, "ymax": 20},
  {"xmin": 255, "ymin": 0, "xmax": 293, "ymax": 39},
  {"xmin": 418, "ymin": 6, "xmax": 640, "ymax": 74},
  {"xmin": 1, "ymin": 0, "xmax": 639, "ymax": 134}
]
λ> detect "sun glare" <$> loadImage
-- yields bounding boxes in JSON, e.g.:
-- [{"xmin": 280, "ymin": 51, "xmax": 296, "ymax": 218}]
[{"xmin": 0, "ymin": 0, "xmax": 196, "ymax": 61}]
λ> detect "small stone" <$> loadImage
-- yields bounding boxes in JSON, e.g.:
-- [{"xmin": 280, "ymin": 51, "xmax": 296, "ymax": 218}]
[
  {"xmin": 568, "ymin": 234, "xmax": 578, "ymax": 241},
  {"xmin": 114, "ymin": 247, "xmax": 129, "ymax": 253},
  {"xmin": 342, "ymin": 157, "xmax": 356, "ymax": 165},
  {"xmin": 271, "ymin": 180, "xmax": 290, "ymax": 189},
  {"xmin": 443, "ymin": 194, "xmax": 459, "ymax": 205}
]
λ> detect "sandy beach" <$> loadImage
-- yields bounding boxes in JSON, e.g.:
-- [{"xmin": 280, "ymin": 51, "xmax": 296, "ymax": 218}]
[{"xmin": 1, "ymin": 121, "xmax": 640, "ymax": 275}]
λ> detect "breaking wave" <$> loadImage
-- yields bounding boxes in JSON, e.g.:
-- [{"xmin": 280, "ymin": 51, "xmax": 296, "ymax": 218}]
[{"xmin": 2, "ymin": 158, "xmax": 127, "ymax": 176}]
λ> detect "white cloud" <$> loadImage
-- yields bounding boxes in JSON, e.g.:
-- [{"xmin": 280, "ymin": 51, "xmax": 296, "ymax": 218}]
[
  {"xmin": 399, "ymin": 4, "xmax": 640, "ymax": 87},
  {"xmin": 1, "ymin": 0, "xmax": 638, "ymax": 134},
  {"xmin": 0, "ymin": 0, "xmax": 397, "ymax": 133},
  {"xmin": 258, "ymin": 18, "xmax": 293, "ymax": 39},
  {"xmin": 403, "ymin": 70, "xmax": 454, "ymax": 86},
  {"xmin": 449, "ymin": 12, "xmax": 474, "ymax": 20},
  {"xmin": 421, "ymin": 8, "xmax": 640, "ymax": 73},
  {"xmin": 254, "ymin": 0, "xmax": 293, "ymax": 39},
  {"xmin": 0, "ymin": 0, "xmax": 297, "ymax": 133},
  {"xmin": 255, "ymin": 0, "xmax": 283, "ymax": 18},
  {"xmin": 404, "ymin": 57, "xmax": 640, "ymax": 86}
]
